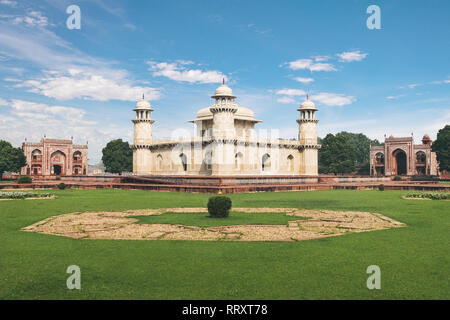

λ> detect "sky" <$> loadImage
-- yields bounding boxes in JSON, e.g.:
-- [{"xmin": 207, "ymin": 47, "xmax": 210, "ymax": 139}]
[{"xmin": 0, "ymin": 0, "xmax": 449, "ymax": 164}]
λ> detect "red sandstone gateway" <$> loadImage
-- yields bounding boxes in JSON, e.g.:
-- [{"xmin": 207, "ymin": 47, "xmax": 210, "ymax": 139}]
[
  {"xmin": 370, "ymin": 134, "xmax": 439, "ymax": 177},
  {"xmin": 20, "ymin": 137, "xmax": 88, "ymax": 177}
]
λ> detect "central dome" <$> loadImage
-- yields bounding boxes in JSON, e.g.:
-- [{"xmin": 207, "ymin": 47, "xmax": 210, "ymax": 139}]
[
  {"xmin": 190, "ymin": 82, "xmax": 261, "ymax": 123},
  {"xmin": 134, "ymin": 96, "xmax": 152, "ymax": 110},
  {"xmin": 211, "ymin": 80, "xmax": 236, "ymax": 98},
  {"xmin": 195, "ymin": 105, "xmax": 257, "ymax": 121},
  {"xmin": 300, "ymin": 97, "xmax": 316, "ymax": 110},
  {"xmin": 215, "ymin": 84, "xmax": 233, "ymax": 96}
]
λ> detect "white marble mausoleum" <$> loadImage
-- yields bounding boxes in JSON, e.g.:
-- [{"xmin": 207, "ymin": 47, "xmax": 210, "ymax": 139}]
[{"xmin": 131, "ymin": 82, "xmax": 320, "ymax": 176}]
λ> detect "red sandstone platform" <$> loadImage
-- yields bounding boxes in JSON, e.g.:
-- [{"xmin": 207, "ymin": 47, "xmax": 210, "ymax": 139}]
[{"xmin": 1, "ymin": 175, "xmax": 449, "ymax": 193}]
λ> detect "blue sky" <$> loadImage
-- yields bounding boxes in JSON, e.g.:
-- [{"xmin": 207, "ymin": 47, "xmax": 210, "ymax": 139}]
[{"xmin": 0, "ymin": 0, "xmax": 449, "ymax": 164}]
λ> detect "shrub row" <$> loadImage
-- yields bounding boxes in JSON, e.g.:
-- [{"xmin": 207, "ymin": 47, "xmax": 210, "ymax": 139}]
[
  {"xmin": 17, "ymin": 176, "xmax": 32, "ymax": 184},
  {"xmin": 411, "ymin": 176, "xmax": 440, "ymax": 182},
  {"xmin": 0, "ymin": 192, "xmax": 53, "ymax": 199},
  {"xmin": 405, "ymin": 192, "xmax": 450, "ymax": 200}
]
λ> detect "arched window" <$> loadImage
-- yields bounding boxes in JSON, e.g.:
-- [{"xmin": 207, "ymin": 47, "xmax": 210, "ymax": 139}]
[
  {"xmin": 416, "ymin": 151, "xmax": 426, "ymax": 164},
  {"xmin": 415, "ymin": 151, "xmax": 426, "ymax": 175},
  {"xmin": 157, "ymin": 154, "xmax": 163, "ymax": 170},
  {"xmin": 205, "ymin": 151, "xmax": 212, "ymax": 170},
  {"xmin": 179, "ymin": 153, "xmax": 187, "ymax": 171},
  {"xmin": 73, "ymin": 165, "xmax": 82, "ymax": 175},
  {"xmin": 262, "ymin": 154, "xmax": 271, "ymax": 171},
  {"xmin": 375, "ymin": 152, "xmax": 384, "ymax": 165},
  {"xmin": 235, "ymin": 152, "xmax": 243, "ymax": 170},
  {"xmin": 31, "ymin": 164, "xmax": 41, "ymax": 175},
  {"xmin": 73, "ymin": 151, "xmax": 82, "ymax": 162},
  {"xmin": 287, "ymin": 155, "xmax": 294, "ymax": 172},
  {"xmin": 31, "ymin": 149, "xmax": 42, "ymax": 161}
]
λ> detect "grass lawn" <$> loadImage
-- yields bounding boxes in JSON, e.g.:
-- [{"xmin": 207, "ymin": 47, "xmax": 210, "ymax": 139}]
[
  {"xmin": 0, "ymin": 189, "xmax": 448, "ymax": 299},
  {"xmin": 135, "ymin": 211, "xmax": 307, "ymax": 228}
]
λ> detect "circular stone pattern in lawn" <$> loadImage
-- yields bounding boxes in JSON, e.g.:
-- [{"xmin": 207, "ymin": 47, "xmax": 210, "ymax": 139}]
[{"xmin": 22, "ymin": 208, "xmax": 406, "ymax": 242}]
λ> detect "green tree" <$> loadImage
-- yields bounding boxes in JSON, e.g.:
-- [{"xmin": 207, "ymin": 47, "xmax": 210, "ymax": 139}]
[
  {"xmin": 336, "ymin": 132, "xmax": 381, "ymax": 174},
  {"xmin": 0, "ymin": 140, "xmax": 26, "ymax": 180},
  {"xmin": 101, "ymin": 139, "xmax": 132, "ymax": 174},
  {"xmin": 319, "ymin": 133, "xmax": 356, "ymax": 174},
  {"xmin": 431, "ymin": 125, "xmax": 450, "ymax": 172}
]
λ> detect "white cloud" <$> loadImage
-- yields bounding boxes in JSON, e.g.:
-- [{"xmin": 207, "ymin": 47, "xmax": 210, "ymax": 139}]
[
  {"xmin": 286, "ymin": 58, "xmax": 336, "ymax": 72},
  {"xmin": 276, "ymin": 89, "xmax": 355, "ymax": 107},
  {"xmin": 10, "ymin": 100, "xmax": 92, "ymax": 123},
  {"xmin": 16, "ymin": 69, "xmax": 161, "ymax": 101},
  {"xmin": 336, "ymin": 50, "xmax": 368, "ymax": 62},
  {"xmin": 0, "ymin": 97, "xmax": 8, "ymax": 106},
  {"xmin": 148, "ymin": 61, "xmax": 227, "ymax": 84},
  {"xmin": 308, "ymin": 63, "xmax": 336, "ymax": 72},
  {"xmin": 0, "ymin": 0, "xmax": 17, "ymax": 7},
  {"xmin": 313, "ymin": 55, "xmax": 330, "ymax": 62},
  {"xmin": 430, "ymin": 79, "xmax": 450, "ymax": 85},
  {"xmin": 310, "ymin": 92, "xmax": 356, "ymax": 106},
  {"xmin": 277, "ymin": 96, "xmax": 297, "ymax": 104},
  {"xmin": 294, "ymin": 77, "xmax": 314, "ymax": 84},
  {"xmin": 287, "ymin": 59, "xmax": 311, "ymax": 70},
  {"xmin": 3, "ymin": 77, "xmax": 21, "ymax": 82},
  {"xmin": 0, "ymin": 21, "xmax": 106, "ymax": 71},
  {"xmin": 386, "ymin": 95, "xmax": 404, "ymax": 100},
  {"xmin": 0, "ymin": 114, "xmax": 16, "ymax": 122},
  {"xmin": 12, "ymin": 11, "xmax": 49, "ymax": 27},
  {"xmin": 275, "ymin": 89, "xmax": 306, "ymax": 96},
  {"xmin": 275, "ymin": 89, "xmax": 306, "ymax": 104}
]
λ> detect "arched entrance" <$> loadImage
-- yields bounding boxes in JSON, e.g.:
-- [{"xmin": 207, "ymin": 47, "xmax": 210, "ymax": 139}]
[
  {"xmin": 53, "ymin": 165, "xmax": 62, "ymax": 175},
  {"xmin": 235, "ymin": 152, "xmax": 243, "ymax": 171},
  {"xmin": 179, "ymin": 153, "xmax": 187, "ymax": 171},
  {"xmin": 156, "ymin": 154, "xmax": 163, "ymax": 170},
  {"xmin": 50, "ymin": 150, "xmax": 66, "ymax": 176},
  {"xmin": 393, "ymin": 149, "xmax": 407, "ymax": 175},
  {"xmin": 287, "ymin": 155, "xmax": 294, "ymax": 172},
  {"xmin": 262, "ymin": 153, "xmax": 271, "ymax": 172}
]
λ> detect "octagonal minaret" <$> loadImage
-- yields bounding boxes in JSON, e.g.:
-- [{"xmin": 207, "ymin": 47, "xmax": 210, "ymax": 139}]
[
  {"xmin": 210, "ymin": 79, "xmax": 237, "ymax": 138},
  {"xmin": 210, "ymin": 80, "xmax": 237, "ymax": 175},
  {"xmin": 297, "ymin": 95, "xmax": 320, "ymax": 175},
  {"xmin": 132, "ymin": 95, "xmax": 154, "ymax": 174}
]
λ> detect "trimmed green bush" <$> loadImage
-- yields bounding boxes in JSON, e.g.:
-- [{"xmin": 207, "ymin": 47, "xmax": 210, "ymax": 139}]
[
  {"xmin": 0, "ymin": 192, "xmax": 52, "ymax": 199},
  {"xmin": 207, "ymin": 196, "xmax": 232, "ymax": 218},
  {"xmin": 55, "ymin": 176, "xmax": 61, "ymax": 181},
  {"xmin": 378, "ymin": 184, "xmax": 385, "ymax": 191},
  {"xmin": 58, "ymin": 182, "xmax": 66, "ymax": 190},
  {"xmin": 17, "ymin": 176, "xmax": 32, "ymax": 184},
  {"xmin": 393, "ymin": 176, "xmax": 402, "ymax": 181},
  {"xmin": 405, "ymin": 192, "xmax": 450, "ymax": 200}
]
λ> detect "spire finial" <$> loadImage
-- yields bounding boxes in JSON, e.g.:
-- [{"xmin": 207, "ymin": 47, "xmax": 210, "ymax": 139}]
[
  {"xmin": 306, "ymin": 93, "xmax": 309, "ymax": 100},
  {"xmin": 222, "ymin": 78, "xmax": 225, "ymax": 85},
  {"xmin": 142, "ymin": 93, "xmax": 145, "ymax": 100}
]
